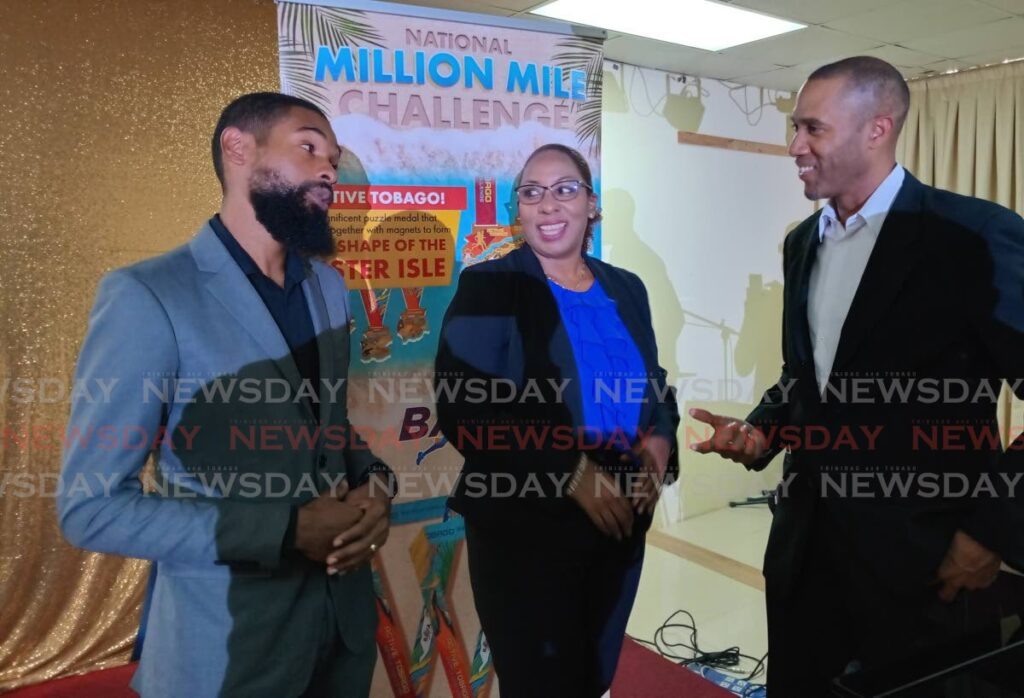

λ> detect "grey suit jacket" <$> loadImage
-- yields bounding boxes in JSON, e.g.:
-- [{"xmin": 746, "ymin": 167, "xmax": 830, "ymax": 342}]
[{"xmin": 59, "ymin": 223, "xmax": 381, "ymax": 696}]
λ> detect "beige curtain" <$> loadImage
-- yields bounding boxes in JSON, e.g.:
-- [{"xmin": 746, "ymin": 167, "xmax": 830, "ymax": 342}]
[
  {"xmin": 898, "ymin": 60, "xmax": 1024, "ymax": 215},
  {"xmin": 897, "ymin": 60, "xmax": 1024, "ymax": 446}
]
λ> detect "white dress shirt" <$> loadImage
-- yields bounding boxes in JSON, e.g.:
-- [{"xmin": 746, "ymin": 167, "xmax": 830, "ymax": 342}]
[{"xmin": 807, "ymin": 164, "xmax": 905, "ymax": 393}]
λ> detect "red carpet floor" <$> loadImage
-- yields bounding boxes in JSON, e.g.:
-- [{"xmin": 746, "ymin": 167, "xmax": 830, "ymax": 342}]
[
  {"xmin": 7, "ymin": 639, "xmax": 734, "ymax": 697},
  {"xmin": 6, "ymin": 663, "xmax": 136, "ymax": 697},
  {"xmin": 611, "ymin": 637, "xmax": 737, "ymax": 698}
]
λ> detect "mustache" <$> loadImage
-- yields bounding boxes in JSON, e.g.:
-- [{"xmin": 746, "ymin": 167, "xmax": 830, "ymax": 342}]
[{"xmin": 298, "ymin": 181, "xmax": 333, "ymax": 198}]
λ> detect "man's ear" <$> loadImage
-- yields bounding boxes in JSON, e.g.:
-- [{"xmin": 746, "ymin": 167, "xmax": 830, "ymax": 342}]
[
  {"xmin": 867, "ymin": 115, "xmax": 895, "ymax": 150},
  {"xmin": 220, "ymin": 126, "xmax": 253, "ymax": 170}
]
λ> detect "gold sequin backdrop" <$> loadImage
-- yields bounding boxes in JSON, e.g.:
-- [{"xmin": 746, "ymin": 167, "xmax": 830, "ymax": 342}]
[{"xmin": 0, "ymin": 0, "xmax": 280, "ymax": 688}]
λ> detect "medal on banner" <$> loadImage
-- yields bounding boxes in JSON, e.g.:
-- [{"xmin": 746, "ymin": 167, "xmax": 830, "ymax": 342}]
[
  {"xmin": 462, "ymin": 177, "xmax": 522, "ymax": 267},
  {"xmin": 408, "ymin": 518, "xmax": 479, "ymax": 697},
  {"xmin": 431, "ymin": 589, "xmax": 475, "ymax": 696},
  {"xmin": 372, "ymin": 561, "xmax": 416, "ymax": 698},
  {"xmin": 397, "ymin": 286, "xmax": 429, "ymax": 343},
  {"xmin": 358, "ymin": 287, "xmax": 393, "ymax": 363},
  {"xmin": 408, "ymin": 528, "xmax": 440, "ymax": 694},
  {"xmin": 408, "ymin": 609, "xmax": 438, "ymax": 694},
  {"xmin": 469, "ymin": 630, "xmax": 493, "ymax": 696}
]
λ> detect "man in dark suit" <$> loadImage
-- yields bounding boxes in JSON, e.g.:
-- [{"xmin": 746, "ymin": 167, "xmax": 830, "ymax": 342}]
[{"xmin": 691, "ymin": 57, "xmax": 1024, "ymax": 695}]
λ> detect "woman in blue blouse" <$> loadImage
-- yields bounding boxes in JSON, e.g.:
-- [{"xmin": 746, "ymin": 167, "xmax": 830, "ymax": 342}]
[{"xmin": 435, "ymin": 144, "xmax": 679, "ymax": 696}]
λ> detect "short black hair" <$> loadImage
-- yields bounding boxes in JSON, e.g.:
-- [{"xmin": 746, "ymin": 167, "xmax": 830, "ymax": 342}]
[
  {"xmin": 807, "ymin": 56, "xmax": 911, "ymax": 131},
  {"xmin": 519, "ymin": 143, "xmax": 601, "ymax": 251},
  {"xmin": 211, "ymin": 92, "xmax": 327, "ymax": 189}
]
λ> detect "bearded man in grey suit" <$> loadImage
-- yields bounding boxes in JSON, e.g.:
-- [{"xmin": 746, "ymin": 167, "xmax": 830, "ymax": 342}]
[{"xmin": 60, "ymin": 92, "xmax": 394, "ymax": 697}]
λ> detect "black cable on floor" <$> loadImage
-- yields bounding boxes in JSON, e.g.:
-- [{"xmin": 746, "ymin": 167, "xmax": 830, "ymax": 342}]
[{"xmin": 627, "ymin": 608, "xmax": 768, "ymax": 691}]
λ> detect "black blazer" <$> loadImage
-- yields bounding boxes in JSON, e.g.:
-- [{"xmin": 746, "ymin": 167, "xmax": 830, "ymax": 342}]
[
  {"xmin": 747, "ymin": 171, "xmax": 1024, "ymax": 597},
  {"xmin": 434, "ymin": 244, "xmax": 679, "ymax": 528}
]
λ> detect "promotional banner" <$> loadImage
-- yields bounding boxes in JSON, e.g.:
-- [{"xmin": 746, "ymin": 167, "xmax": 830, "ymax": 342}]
[{"xmin": 278, "ymin": 1, "xmax": 603, "ymax": 694}]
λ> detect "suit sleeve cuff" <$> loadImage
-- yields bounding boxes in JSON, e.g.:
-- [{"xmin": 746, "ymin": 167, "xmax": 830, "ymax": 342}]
[
  {"xmin": 358, "ymin": 461, "xmax": 398, "ymax": 498},
  {"xmin": 281, "ymin": 505, "xmax": 299, "ymax": 553},
  {"xmin": 214, "ymin": 501, "xmax": 293, "ymax": 571}
]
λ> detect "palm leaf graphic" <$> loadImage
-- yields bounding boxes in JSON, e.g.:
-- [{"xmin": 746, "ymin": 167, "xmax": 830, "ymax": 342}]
[
  {"xmin": 277, "ymin": 3, "xmax": 385, "ymax": 111},
  {"xmin": 553, "ymin": 36, "xmax": 604, "ymax": 155}
]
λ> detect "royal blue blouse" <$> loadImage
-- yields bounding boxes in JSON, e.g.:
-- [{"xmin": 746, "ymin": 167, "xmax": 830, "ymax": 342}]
[{"xmin": 547, "ymin": 278, "xmax": 647, "ymax": 447}]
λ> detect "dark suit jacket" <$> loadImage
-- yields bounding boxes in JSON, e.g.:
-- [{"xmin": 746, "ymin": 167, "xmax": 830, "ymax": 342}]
[
  {"xmin": 434, "ymin": 244, "xmax": 679, "ymax": 530},
  {"xmin": 747, "ymin": 172, "xmax": 1024, "ymax": 598}
]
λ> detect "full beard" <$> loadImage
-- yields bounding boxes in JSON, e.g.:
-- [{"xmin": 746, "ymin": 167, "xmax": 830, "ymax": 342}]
[{"xmin": 249, "ymin": 168, "xmax": 335, "ymax": 257}]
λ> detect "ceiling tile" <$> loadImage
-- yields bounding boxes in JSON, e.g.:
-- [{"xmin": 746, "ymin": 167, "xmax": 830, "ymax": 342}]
[
  {"xmin": 975, "ymin": 0, "xmax": 1024, "ymax": 14},
  {"xmin": 362, "ymin": 1, "xmax": 1024, "ymax": 88},
  {"xmin": 698, "ymin": 53, "xmax": 794, "ymax": 80},
  {"xmin": 826, "ymin": 0, "xmax": 1010, "ymax": 44},
  {"xmin": 730, "ymin": 66, "xmax": 811, "ymax": 91},
  {"xmin": 604, "ymin": 36, "xmax": 712, "ymax": 74},
  {"xmin": 724, "ymin": 0, "xmax": 894, "ymax": 25},
  {"xmin": 492, "ymin": 0, "xmax": 549, "ymax": 11},
  {"xmin": 735, "ymin": 51, "xmax": 930, "ymax": 89},
  {"xmin": 784, "ymin": 58, "xmax": 916, "ymax": 82},
  {"xmin": 387, "ymin": 0, "xmax": 516, "ymax": 16},
  {"xmin": 859, "ymin": 44, "xmax": 947, "ymax": 68},
  {"xmin": 903, "ymin": 16, "xmax": 1024, "ymax": 57},
  {"xmin": 726, "ymin": 26, "xmax": 881, "ymax": 66},
  {"xmin": 605, "ymin": 34, "xmax": 783, "ymax": 79}
]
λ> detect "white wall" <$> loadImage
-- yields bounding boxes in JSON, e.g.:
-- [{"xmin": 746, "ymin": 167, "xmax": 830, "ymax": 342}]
[{"xmin": 601, "ymin": 61, "xmax": 815, "ymax": 521}]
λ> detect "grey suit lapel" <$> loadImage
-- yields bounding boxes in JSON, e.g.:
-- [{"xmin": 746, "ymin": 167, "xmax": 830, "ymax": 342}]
[
  {"xmin": 302, "ymin": 266, "xmax": 336, "ymax": 428},
  {"xmin": 189, "ymin": 224, "xmax": 307, "ymax": 403}
]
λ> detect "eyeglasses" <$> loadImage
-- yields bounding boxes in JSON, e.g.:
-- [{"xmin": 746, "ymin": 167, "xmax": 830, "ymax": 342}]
[{"xmin": 514, "ymin": 180, "xmax": 592, "ymax": 204}]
